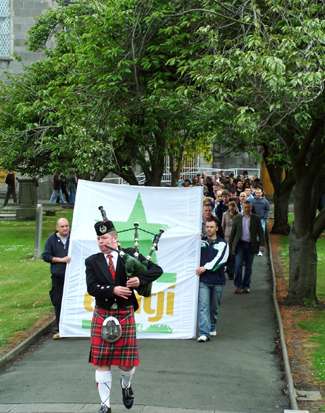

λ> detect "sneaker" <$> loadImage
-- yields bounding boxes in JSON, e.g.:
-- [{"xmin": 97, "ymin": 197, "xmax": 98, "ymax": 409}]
[
  {"xmin": 121, "ymin": 379, "xmax": 134, "ymax": 409},
  {"xmin": 197, "ymin": 335, "xmax": 209, "ymax": 342},
  {"xmin": 234, "ymin": 288, "xmax": 242, "ymax": 294},
  {"xmin": 243, "ymin": 288, "xmax": 250, "ymax": 294},
  {"xmin": 210, "ymin": 330, "xmax": 217, "ymax": 336},
  {"xmin": 258, "ymin": 251, "xmax": 263, "ymax": 256},
  {"xmin": 52, "ymin": 332, "xmax": 61, "ymax": 340},
  {"xmin": 98, "ymin": 405, "xmax": 111, "ymax": 413}
]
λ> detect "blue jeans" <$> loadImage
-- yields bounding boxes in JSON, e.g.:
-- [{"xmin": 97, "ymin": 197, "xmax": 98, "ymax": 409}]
[
  {"xmin": 234, "ymin": 241, "xmax": 255, "ymax": 289},
  {"xmin": 260, "ymin": 219, "xmax": 266, "ymax": 234},
  {"xmin": 49, "ymin": 189, "xmax": 65, "ymax": 204},
  {"xmin": 198, "ymin": 283, "xmax": 224, "ymax": 336}
]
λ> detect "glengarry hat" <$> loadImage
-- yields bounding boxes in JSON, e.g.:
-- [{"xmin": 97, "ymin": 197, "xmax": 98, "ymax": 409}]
[{"xmin": 94, "ymin": 220, "xmax": 115, "ymax": 236}]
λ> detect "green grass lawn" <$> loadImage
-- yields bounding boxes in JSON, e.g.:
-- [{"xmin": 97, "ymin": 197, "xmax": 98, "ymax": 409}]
[
  {"xmin": 279, "ymin": 235, "xmax": 325, "ymax": 383},
  {"xmin": 0, "ymin": 209, "xmax": 73, "ymax": 352}
]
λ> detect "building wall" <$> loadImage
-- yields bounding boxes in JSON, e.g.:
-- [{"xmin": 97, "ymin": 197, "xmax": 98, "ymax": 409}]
[
  {"xmin": 0, "ymin": 0, "xmax": 54, "ymax": 81},
  {"xmin": 212, "ymin": 144, "xmax": 259, "ymax": 171}
]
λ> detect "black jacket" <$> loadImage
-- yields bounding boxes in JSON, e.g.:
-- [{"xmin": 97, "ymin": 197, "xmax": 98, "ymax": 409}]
[
  {"xmin": 215, "ymin": 201, "xmax": 228, "ymax": 223},
  {"xmin": 229, "ymin": 214, "xmax": 265, "ymax": 255},
  {"xmin": 42, "ymin": 233, "xmax": 70, "ymax": 278},
  {"xmin": 85, "ymin": 248, "xmax": 163, "ymax": 311}
]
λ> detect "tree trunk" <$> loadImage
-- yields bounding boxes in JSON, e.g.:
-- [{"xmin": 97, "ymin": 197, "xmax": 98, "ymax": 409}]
[
  {"xmin": 116, "ymin": 168, "xmax": 138, "ymax": 185},
  {"xmin": 287, "ymin": 225, "xmax": 317, "ymax": 305},
  {"xmin": 170, "ymin": 153, "xmax": 183, "ymax": 187},
  {"xmin": 271, "ymin": 187, "xmax": 291, "ymax": 235},
  {"xmin": 145, "ymin": 161, "xmax": 164, "ymax": 186},
  {"xmin": 144, "ymin": 132, "xmax": 166, "ymax": 186},
  {"xmin": 287, "ymin": 175, "xmax": 318, "ymax": 305},
  {"xmin": 263, "ymin": 157, "xmax": 294, "ymax": 235}
]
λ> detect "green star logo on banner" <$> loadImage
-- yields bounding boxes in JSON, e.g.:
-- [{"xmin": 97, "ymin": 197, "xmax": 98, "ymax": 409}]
[{"xmin": 114, "ymin": 193, "xmax": 176, "ymax": 284}]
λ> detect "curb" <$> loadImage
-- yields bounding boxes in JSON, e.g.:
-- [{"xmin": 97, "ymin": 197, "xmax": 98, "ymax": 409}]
[
  {"xmin": 268, "ymin": 234, "xmax": 299, "ymax": 410},
  {"xmin": 0, "ymin": 318, "xmax": 55, "ymax": 369}
]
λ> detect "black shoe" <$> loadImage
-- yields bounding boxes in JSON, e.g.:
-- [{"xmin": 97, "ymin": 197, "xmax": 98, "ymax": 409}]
[
  {"xmin": 121, "ymin": 380, "xmax": 134, "ymax": 409},
  {"xmin": 98, "ymin": 405, "xmax": 111, "ymax": 413}
]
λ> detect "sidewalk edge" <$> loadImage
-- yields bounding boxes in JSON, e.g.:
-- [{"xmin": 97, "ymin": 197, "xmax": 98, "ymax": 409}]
[
  {"xmin": 0, "ymin": 318, "xmax": 55, "ymax": 369},
  {"xmin": 268, "ymin": 234, "xmax": 299, "ymax": 411}
]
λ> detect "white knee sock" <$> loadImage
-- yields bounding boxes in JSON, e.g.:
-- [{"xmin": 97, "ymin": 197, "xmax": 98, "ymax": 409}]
[
  {"xmin": 95, "ymin": 370, "xmax": 112, "ymax": 407},
  {"xmin": 120, "ymin": 366, "xmax": 135, "ymax": 389}
]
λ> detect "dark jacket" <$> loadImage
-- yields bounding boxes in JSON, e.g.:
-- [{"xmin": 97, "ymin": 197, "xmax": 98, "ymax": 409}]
[
  {"xmin": 42, "ymin": 233, "xmax": 70, "ymax": 278},
  {"xmin": 229, "ymin": 213, "xmax": 265, "ymax": 255},
  {"xmin": 199, "ymin": 236, "xmax": 229, "ymax": 285},
  {"xmin": 5, "ymin": 172, "xmax": 15, "ymax": 188},
  {"xmin": 85, "ymin": 248, "xmax": 163, "ymax": 311},
  {"xmin": 215, "ymin": 201, "xmax": 228, "ymax": 223}
]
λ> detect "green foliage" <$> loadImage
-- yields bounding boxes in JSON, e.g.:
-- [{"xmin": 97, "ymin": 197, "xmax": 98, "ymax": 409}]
[
  {"xmin": 0, "ymin": 0, "xmax": 215, "ymax": 183},
  {"xmin": 298, "ymin": 314, "xmax": 325, "ymax": 382},
  {"xmin": 180, "ymin": 2, "xmax": 324, "ymax": 177}
]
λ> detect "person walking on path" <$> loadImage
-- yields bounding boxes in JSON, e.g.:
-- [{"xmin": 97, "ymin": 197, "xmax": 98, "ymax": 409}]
[
  {"xmin": 86, "ymin": 217, "xmax": 163, "ymax": 413},
  {"xmin": 42, "ymin": 218, "xmax": 71, "ymax": 339},
  {"xmin": 3, "ymin": 171, "xmax": 17, "ymax": 206},
  {"xmin": 202, "ymin": 201, "xmax": 214, "ymax": 237},
  {"xmin": 49, "ymin": 172, "xmax": 65, "ymax": 204},
  {"xmin": 229, "ymin": 201, "xmax": 265, "ymax": 294},
  {"xmin": 252, "ymin": 188, "xmax": 270, "ymax": 256},
  {"xmin": 221, "ymin": 200, "xmax": 238, "ymax": 280},
  {"xmin": 215, "ymin": 190, "xmax": 230, "ymax": 223},
  {"xmin": 196, "ymin": 217, "xmax": 229, "ymax": 342},
  {"xmin": 67, "ymin": 173, "xmax": 77, "ymax": 204}
]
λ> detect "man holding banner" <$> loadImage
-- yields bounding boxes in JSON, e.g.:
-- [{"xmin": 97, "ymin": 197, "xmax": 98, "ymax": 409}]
[
  {"xmin": 86, "ymin": 217, "xmax": 163, "ymax": 413},
  {"xmin": 196, "ymin": 217, "xmax": 229, "ymax": 342}
]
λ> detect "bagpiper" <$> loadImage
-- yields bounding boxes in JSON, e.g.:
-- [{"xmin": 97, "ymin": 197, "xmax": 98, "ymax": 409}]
[{"xmin": 86, "ymin": 217, "xmax": 163, "ymax": 413}]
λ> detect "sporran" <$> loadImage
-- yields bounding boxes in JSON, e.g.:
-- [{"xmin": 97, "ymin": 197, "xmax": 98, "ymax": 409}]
[{"xmin": 101, "ymin": 316, "xmax": 122, "ymax": 343}]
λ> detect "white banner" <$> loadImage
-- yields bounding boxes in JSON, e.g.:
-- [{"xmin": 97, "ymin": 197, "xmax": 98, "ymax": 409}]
[{"xmin": 60, "ymin": 180, "xmax": 203, "ymax": 339}]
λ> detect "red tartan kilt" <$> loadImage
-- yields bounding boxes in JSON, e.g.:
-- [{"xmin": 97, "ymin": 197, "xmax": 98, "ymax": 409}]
[{"xmin": 89, "ymin": 306, "xmax": 139, "ymax": 368}]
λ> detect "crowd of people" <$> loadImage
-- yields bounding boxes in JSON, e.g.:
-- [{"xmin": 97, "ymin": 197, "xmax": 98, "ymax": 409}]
[
  {"xmin": 49, "ymin": 172, "xmax": 77, "ymax": 205},
  {"xmin": 42, "ymin": 171, "xmax": 270, "ymax": 412},
  {"xmin": 195, "ymin": 171, "xmax": 270, "ymax": 343}
]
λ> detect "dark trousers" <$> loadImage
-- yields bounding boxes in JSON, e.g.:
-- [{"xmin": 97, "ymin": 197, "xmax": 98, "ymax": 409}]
[
  {"xmin": 49, "ymin": 275, "xmax": 65, "ymax": 330},
  {"xmin": 234, "ymin": 241, "xmax": 255, "ymax": 289},
  {"xmin": 3, "ymin": 186, "xmax": 17, "ymax": 206},
  {"xmin": 226, "ymin": 254, "xmax": 235, "ymax": 279}
]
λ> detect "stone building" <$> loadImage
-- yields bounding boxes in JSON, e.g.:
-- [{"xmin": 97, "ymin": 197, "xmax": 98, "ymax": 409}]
[
  {"xmin": 0, "ymin": 1, "xmax": 56, "ymax": 201},
  {"xmin": 0, "ymin": 0, "xmax": 54, "ymax": 80}
]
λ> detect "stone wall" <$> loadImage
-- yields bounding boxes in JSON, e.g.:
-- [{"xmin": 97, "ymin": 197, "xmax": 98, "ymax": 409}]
[
  {"xmin": 212, "ymin": 144, "xmax": 259, "ymax": 171},
  {"xmin": 0, "ymin": 0, "xmax": 54, "ymax": 80}
]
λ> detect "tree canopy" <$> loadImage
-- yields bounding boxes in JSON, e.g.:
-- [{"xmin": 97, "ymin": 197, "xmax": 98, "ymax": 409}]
[
  {"xmin": 178, "ymin": 0, "xmax": 325, "ymax": 303},
  {"xmin": 0, "ymin": 0, "xmax": 324, "ymax": 303},
  {"xmin": 0, "ymin": 0, "xmax": 214, "ymax": 184}
]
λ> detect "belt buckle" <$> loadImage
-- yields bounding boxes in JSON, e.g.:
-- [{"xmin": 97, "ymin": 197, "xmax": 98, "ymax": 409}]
[{"xmin": 111, "ymin": 303, "xmax": 118, "ymax": 310}]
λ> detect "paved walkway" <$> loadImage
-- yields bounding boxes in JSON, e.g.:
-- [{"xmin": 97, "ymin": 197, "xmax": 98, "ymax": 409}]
[{"xmin": 0, "ymin": 253, "xmax": 289, "ymax": 413}]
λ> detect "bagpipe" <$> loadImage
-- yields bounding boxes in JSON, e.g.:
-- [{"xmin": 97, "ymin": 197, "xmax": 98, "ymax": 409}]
[{"xmin": 98, "ymin": 206, "xmax": 164, "ymax": 297}]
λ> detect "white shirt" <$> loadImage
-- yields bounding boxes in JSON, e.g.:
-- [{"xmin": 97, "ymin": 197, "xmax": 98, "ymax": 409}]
[
  {"xmin": 106, "ymin": 250, "xmax": 118, "ymax": 269},
  {"xmin": 57, "ymin": 235, "xmax": 68, "ymax": 248}
]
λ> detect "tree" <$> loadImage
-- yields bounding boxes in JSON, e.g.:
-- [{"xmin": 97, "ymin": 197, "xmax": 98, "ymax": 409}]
[
  {"xmin": 177, "ymin": 0, "xmax": 325, "ymax": 303},
  {"xmin": 0, "ymin": 0, "xmax": 213, "ymax": 185}
]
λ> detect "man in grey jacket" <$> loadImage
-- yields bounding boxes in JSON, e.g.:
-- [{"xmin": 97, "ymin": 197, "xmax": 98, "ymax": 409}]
[
  {"xmin": 229, "ymin": 202, "xmax": 265, "ymax": 294},
  {"xmin": 42, "ymin": 218, "xmax": 71, "ymax": 339},
  {"xmin": 252, "ymin": 188, "xmax": 270, "ymax": 255}
]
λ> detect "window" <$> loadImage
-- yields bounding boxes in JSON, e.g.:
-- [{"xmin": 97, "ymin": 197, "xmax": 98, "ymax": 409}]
[{"xmin": 0, "ymin": 0, "xmax": 11, "ymax": 59}]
